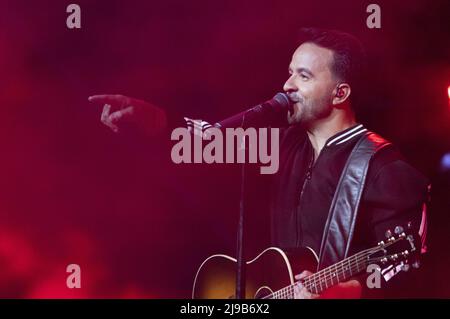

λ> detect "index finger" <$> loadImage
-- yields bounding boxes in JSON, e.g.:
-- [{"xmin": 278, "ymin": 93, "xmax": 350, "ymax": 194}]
[
  {"xmin": 88, "ymin": 94, "xmax": 130, "ymax": 106},
  {"xmin": 295, "ymin": 270, "xmax": 312, "ymax": 280}
]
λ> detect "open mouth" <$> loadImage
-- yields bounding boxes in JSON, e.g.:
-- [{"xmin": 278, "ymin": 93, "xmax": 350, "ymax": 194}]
[{"xmin": 286, "ymin": 93, "xmax": 301, "ymax": 104}]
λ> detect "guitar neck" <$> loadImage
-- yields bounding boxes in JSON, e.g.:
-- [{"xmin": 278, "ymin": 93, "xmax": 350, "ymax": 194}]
[{"xmin": 268, "ymin": 248, "xmax": 373, "ymax": 299}]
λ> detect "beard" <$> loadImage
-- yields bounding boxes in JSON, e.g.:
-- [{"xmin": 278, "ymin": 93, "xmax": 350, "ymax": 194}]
[{"xmin": 287, "ymin": 92, "xmax": 333, "ymax": 126}]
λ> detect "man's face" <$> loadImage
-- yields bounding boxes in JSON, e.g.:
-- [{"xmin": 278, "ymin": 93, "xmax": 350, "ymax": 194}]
[{"xmin": 284, "ymin": 42, "xmax": 339, "ymax": 126}]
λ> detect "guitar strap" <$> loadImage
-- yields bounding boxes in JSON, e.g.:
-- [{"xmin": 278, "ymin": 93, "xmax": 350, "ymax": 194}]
[{"xmin": 317, "ymin": 131, "xmax": 391, "ymax": 270}]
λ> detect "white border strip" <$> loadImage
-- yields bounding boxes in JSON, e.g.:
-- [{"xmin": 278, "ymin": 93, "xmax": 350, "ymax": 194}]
[
  {"xmin": 326, "ymin": 124, "xmax": 364, "ymax": 146},
  {"xmin": 335, "ymin": 128, "xmax": 368, "ymax": 145}
]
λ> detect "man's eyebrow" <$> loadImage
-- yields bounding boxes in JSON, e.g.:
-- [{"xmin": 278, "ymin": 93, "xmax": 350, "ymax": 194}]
[{"xmin": 296, "ymin": 67, "xmax": 314, "ymax": 77}]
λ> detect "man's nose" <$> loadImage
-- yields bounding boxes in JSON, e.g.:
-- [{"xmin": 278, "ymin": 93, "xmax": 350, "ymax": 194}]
[{"xmin": 283, "ymin": 75, "xmax": 297, "ymax": 93}]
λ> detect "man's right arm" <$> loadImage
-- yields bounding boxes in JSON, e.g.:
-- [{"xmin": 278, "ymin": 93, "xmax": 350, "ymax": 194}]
[{"xmin": 88, "ymin": 94, "xmax": 168, "ymax": 137}]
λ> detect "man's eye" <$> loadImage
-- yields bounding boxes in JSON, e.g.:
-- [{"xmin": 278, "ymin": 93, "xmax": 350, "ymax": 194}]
[{"xmin": 301, "ymin": 74, "xmax": 309, "ymax": 80}]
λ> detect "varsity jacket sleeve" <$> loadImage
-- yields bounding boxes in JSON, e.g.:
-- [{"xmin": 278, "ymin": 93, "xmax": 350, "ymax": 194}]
[{"xmin": 358, "ymin": 155, "xmax": 430, "ymax": 297}]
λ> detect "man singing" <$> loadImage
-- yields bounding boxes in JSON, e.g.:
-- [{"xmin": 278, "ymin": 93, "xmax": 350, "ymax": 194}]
[{"xmin": 88, "ymin": 28, "xmax": 429, "ymax": 299}]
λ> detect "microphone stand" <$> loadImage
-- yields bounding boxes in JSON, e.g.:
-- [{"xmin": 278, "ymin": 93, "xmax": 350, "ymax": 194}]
[
  {"xmin": 235, "ymin": 114, "xmax": 248, "ymax": 299},
  {"xmin": 224, "ymin": 93, "xmax": 291, "ymax": 298},
  {"xmin": 236, "ymin": 143, "xmax": 246, "ymax": 299}
]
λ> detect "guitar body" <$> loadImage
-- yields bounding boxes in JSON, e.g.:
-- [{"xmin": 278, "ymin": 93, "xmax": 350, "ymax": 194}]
[{"xmin": 192, "ymin": 247, "xmax": 319, "ymax": 299}]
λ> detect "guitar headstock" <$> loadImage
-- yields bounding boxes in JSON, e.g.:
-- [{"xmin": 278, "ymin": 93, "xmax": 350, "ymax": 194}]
[{"xmin": 368, "ymin": 222, "xmax": 421, "ymax": 272}]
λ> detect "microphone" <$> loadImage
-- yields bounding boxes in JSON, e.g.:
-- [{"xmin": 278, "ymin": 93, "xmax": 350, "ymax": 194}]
[{"xmin": 214, "ymin": 92, "xmax": 293, "ymax": 129}]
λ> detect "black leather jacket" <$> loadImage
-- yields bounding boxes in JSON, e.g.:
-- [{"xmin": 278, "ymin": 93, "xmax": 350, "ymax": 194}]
[{"xmin": 270, "ymin": 125, "xmax": 429, "ymax": 271}]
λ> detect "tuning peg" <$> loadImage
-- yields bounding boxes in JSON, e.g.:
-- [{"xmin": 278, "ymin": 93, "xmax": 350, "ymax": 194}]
[
  {"xmin": 377, "ymin": 240, "xmax": 386, "ymax": 247},
  {"xmin": 394, "ymin": 226, "xmax": 404, "ymax": 235},
  {"xmin": 412, "ymin": 261, "xmax": 421, "ymax": 269},
  {"xmin": 407, "ymin": 221, "xmax": 413, "ymax": 229},
  {"xmin": 401, "ymin": 263, "xmax": 410, "ymax": 272},
  {"xmin": 385, "ymin": 229, "xmax": 392, "ymax": 238},
  {"xmin": 389, "ymin": 254, "xmax": 399, "ymax": 261}
]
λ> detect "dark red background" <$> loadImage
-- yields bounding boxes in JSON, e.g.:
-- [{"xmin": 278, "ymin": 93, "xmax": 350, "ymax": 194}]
[{"xmin": 0, "ymin": 0, "xmax": 449, "ymax": 298}]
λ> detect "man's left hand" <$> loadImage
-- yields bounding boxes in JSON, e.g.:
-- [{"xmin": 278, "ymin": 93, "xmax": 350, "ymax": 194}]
[{"xmin": 294, "ymin": 270, "xmax": 362, "ymax": 299}]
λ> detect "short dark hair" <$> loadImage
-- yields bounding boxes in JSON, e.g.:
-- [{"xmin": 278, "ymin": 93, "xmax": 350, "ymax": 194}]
[{"xmin": 298, "ymin": 27, "xmax": 367, "ymax": 112}]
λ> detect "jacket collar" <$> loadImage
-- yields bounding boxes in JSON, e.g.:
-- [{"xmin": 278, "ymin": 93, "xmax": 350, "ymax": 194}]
[{"xmin": 325, "ymin": 124, "xmax": 367, "ymax": 147}]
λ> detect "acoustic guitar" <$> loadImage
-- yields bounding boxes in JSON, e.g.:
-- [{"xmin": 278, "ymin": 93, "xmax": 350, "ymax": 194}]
[{"xmin": 192, "ymin": 224, "xmax": 419, "ymax": 299}]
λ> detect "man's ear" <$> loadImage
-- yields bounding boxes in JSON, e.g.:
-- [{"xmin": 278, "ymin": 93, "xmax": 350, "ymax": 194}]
[{"xmin": 332, "ymin": 83, "xmax": 351, "ymax": 106}]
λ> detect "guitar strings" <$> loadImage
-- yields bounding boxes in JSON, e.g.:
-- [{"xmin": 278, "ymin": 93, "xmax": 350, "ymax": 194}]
[
  {"xmin": 303, "ymin": 249, "xmax": 376, "ymax": 291},
  {"xmin": 264, "ymin": 235, "xmax": 407, "ymax": 299},
  {"xmin": 280, "ymin": 249, "xmax": 380, "ymax": 299},
  {"xmin": 263, "ymin": 252, "xmax": 372, "ymax": 299},
  {"xmin": 301, "ymin": 249, "xmax": 375, "ymax": 296},
  {"xmin": 301, "ymin": 239, "xmax": 406, "ymax": 295},
  {"xmin": 263, "ymin": 247, "xmax": 379, "ymax": 299},
  {"xmin": 266, "ymin": 250, "xmax": 373, "ymax": 299}
]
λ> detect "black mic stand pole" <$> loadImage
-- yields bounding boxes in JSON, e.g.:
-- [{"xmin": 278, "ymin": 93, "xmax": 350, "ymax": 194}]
[
  {"xmin": 235, "ymin": 114, "xmax": 249, "ymax": 299},
  {"xmin": 236, "ymin": 142, "xmax": 246, "ymax": 299}
]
